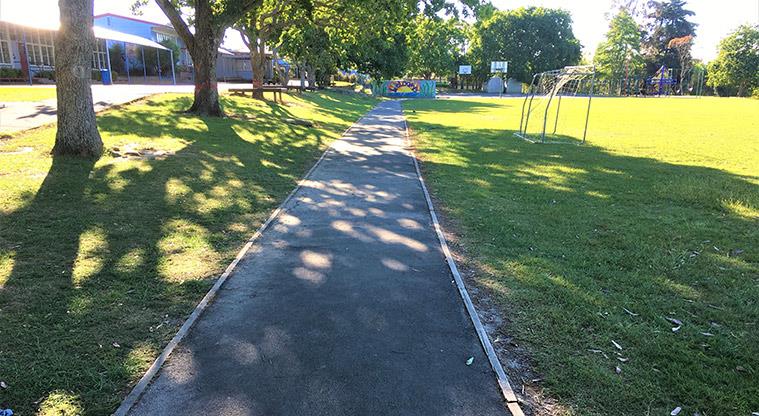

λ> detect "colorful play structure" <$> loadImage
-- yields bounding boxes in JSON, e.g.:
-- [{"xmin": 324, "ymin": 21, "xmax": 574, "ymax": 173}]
[{"xmin": 648, "ymin": 65, "xmax": 676, "ymax": 96}]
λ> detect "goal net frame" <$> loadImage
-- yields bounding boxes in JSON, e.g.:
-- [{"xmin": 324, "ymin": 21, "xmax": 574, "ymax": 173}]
[{"xmin": 515, "ymin": 65, "xmax": 596, "ymax": 144}]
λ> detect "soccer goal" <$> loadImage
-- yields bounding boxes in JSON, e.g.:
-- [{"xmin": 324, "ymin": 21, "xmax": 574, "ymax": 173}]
[{"xmin": 515, "ymin": 65, "xmax": 596, "ymax": 144}]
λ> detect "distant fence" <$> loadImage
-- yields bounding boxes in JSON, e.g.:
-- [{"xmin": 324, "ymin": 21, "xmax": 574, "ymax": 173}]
[
  {"xmin": 593, "ymin": 70, "xmax": 706, "ymax": 97},
  {"xmin": 372, "ymin": 80, "xmax": 436, "ymax": 98}
]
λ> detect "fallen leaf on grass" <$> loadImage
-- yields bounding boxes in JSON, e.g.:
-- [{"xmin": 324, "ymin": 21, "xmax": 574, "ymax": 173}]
[
  {"xmin": 622, "ymin": 307, "xmax": 638, "ymax": 317},
  {"xmin": 465, "ymin": 357, "xmax": 474, "ymax": 366},
  {"xmin": 666, "ymin": 317, "xmax": 683, "ymax": 326}
]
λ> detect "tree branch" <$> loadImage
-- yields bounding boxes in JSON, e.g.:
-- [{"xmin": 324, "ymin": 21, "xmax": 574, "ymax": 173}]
[{"xmin": 154, "ymin": 0, "xmax": 195, "ymax": 51}]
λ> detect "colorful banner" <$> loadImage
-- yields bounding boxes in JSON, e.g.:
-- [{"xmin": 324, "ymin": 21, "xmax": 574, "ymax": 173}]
[{"xmin": 373, "ymin": 80, "xmax": 436, "ymax": 98}]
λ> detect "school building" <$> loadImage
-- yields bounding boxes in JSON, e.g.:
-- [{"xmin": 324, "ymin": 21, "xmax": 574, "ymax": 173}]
[{"xmin": 0, "ymin": 12, "xmax": 269, "ymax": 84}]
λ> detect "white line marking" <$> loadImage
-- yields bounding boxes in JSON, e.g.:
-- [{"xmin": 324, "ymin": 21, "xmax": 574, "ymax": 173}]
[
  {"xmin": 113, "ymin": 104, "xmax": 371, "ymax": 416},
  {"xmin": 403, "ymin": 108, "xmax": 525, "ymax": 416}
]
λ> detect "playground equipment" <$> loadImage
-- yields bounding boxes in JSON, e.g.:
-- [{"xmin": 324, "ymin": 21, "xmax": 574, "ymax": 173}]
[{"xmin": 648, "ymin": 65, "xmax": 676, "ymax": 96}]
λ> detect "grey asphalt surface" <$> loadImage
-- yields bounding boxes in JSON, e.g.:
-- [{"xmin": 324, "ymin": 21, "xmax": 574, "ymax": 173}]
[
  {"xmin": 128, "ymin": 100, "xmax": 509, "ymax": 416},
  {"xmin": 0, "ymin": 83, "xmax": 254, "ymax": 133}
]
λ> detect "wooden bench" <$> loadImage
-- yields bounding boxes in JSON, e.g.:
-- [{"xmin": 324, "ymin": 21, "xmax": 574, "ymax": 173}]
[{"xmin": 229, "ymin": 86, "xmax": 287, "ymax": 103}]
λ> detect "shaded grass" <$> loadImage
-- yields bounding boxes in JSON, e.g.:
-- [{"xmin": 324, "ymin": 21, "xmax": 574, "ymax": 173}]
[
  {"xmin": 0, "ymin": 91, "xmax": 375, "ymax": 415},
  {"xmin": 0, "ymin": 87, "xmax": 57, "ymax": 102},
  {"xmin": 404, "ymin": 96, "xmax": 758, "ymax": 416}
]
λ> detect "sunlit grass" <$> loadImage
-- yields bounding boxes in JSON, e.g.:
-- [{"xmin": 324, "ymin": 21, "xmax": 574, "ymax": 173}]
[
  {"xmin": 0, "ymin": 86, "xmax": 57, "ymax": 102},
  {"xmin": 0, "ymin": 91, "xmax": 375, "ymax": 415},
  {"xmin": 404, "ymin": 96, "xmax": 758, "ymax": 416}
]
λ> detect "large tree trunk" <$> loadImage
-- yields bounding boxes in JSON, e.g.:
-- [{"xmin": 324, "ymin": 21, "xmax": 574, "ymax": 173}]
[
  {"xmin": 299, "ymin": 62, "xmax": 306, "ymax": 89},
  {"xmin": 272, "ymin": 48, "xmax": 290, "ymax": 86},
  {"xmin": 249, "ymin": 36, "xmax": 267, "ymax": 100},
  {"xmin": 187, "ymin": 1, "xmax": 223, "ymax": 116},
  {"xmin": 305, "ymin": 64, "xmax": 316, "ymax": 89},
  {"xmin": 53, "ymin": 0, "xmax": 102, "ymax": 158}
]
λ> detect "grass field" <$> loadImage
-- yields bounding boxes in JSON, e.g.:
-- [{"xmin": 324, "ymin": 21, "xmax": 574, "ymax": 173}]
[
  {"xmin": 0, "ymin": 91, "xmax": 375, "ymax": 415},
  {"xmin": 0, "ymin": 87, "xmax": 57, "ymax": 102},
  {"xmin": 404, "ymin": 96, "xmax": 758, "ymax": 415}
]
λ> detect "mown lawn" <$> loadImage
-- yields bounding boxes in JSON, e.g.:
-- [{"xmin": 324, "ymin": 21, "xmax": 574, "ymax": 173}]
[
  {"xmin": 0, "ymin": 91, "xmax": 375, "ymax": 415},
  {"xmin": 0, "ymin": 87, "xmax": 57, "ymax": 102},
  {"xmin": 404, "ymin": 96, "xmax": 758, "ymax": 416}
]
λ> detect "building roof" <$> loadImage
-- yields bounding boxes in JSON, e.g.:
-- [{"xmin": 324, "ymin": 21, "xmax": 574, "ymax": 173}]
[
  {"xmin": 93, "ymin": 26, "xmax": 168, "ymax": 50},
  {"xmin": 0, "ymin": 17, "xmax": 168, "ymax": 50},
  {"xmin": 93, "ymin": 13, "xmax": 174, "ymax": 31}
]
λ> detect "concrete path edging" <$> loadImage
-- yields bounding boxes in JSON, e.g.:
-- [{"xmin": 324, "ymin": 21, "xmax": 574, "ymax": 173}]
[{"xmin": 403, "ymin": 118, "xmax": 526, "ymax": 416}]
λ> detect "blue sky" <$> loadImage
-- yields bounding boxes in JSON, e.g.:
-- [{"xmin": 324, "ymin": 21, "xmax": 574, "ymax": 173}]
[{"xmin": 1, "ymin": 0, "xmax": 758, "ymax": 61}]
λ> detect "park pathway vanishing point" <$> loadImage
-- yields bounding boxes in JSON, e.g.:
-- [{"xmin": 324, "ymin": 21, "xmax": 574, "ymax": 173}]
[{"xmin": 124, "ymin": 101, "xmax": 512, "ymax": 416}]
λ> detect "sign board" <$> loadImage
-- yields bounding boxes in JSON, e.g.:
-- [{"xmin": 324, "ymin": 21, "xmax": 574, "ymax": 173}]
[
  {"xmin": 458, "ymin": 65, "xmax": 472, "ymax": 75},
  {"xmin": 490, "ymin": 61, "xmax": 508, "ymax": 73}
]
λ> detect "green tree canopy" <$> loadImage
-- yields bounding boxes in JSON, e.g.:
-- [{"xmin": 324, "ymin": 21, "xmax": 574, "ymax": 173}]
[
  {"xmin": 594, "ymin": 9, "xmax": 644, "ymax": 78},
  {"xmin": 406, "ymin": 16, "xmax": 465, "ymax": 79},
  {"xmin": 642, "ymin": 0, "xmax": 696, "ymax": 72},
  {"xmin": 707, "ymin": 24, "xmax": 759, "ymax": 96},
  {"xmin": 469, "ymin": 7, "xmax": 582, "ymax": 83}
]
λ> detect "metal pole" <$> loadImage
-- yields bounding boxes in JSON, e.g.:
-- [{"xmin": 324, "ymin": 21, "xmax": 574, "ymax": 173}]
[
  {"xmin": 96, "ymin": 40, "xmax": 102, "ymax": 70},
  {"xmin": 552, "ymin": 94, "xmax": 562, "ymax": 135},
  {"xmin": 582, "ymin": 69, "xmax": 596, "ymax": 144},
  {"xmin": 156, "ymin": 49, "xmax": 162, "ymax": 82},
  {"xmin": 141, "ymin": 47, "xmax": 147, "ymax": 82},
  {"xmin": 22, "ymin": 32, "xmax": 32, "ymax": 85},
  {"xmin": 521, "ymin": 73, "xmax": 540, "ymax": 136},
  {"xmin": 124, "ymin": 42, "xmax": 131, "ymax": 84},
  {"xmin": 105, "ymin": 39, "xmax": 112, "ymax": 83},
  {"xmin": 541, "ymin": 77, "xmax": 558, "ymax": 143},
  {"xmin": 170, "ymin": 49, "xmax": 176, "ymax": 85}
]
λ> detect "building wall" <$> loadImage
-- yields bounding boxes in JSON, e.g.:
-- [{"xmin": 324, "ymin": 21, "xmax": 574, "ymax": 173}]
[
  {"xmin": 216, "ymin": 55, "xmax": 275, "ymax": 82},
  {"xmin": 0, "ymin": 22, "xmax": 58, "ymax": 76},
  {"xmin": 93, "ymin": 14, "xmax": 191, "ymax": 66}
]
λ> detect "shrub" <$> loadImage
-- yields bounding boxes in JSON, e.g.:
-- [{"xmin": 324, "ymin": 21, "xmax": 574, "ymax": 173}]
[
  {"xmin": 0, "ymin": 67, "xmax": 24, "ymax": 78},
  {"xmin": 35, "ymin": 70, "xmax": 55, "ymax": 80}
]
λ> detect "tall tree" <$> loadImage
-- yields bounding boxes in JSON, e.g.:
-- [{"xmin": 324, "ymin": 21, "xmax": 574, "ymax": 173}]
[
  {"xmin": 237, "ymin": 0, "xmax": 306, "ymax": 98},
  {"xmin": 470, "ymin": 7, "xmax": 582, "ymax": 83},
  {"xmin": 53, "ymin": 0, "xmax": 103, "ymax": 158},
  {"xmin": 667, "ymin": 34, "xmax": 693, "ymax": 81},
  {"xmin": 148, "ymin": 0, "xmax": 257, "ymax": 116},
  {"xmin": 406, "ymin": 16, "xmax": 465, "ymax": 79},
  {"xmin": 707, "ymin": 25, "xmax": 759, "ymax": 97},
  {"xmin": 642, "ymin": 0, "xmax": 696, "ymax": 73},
  {"xmin": 594, "ymin": 9, "xmax": 644, "ymax": 78}
]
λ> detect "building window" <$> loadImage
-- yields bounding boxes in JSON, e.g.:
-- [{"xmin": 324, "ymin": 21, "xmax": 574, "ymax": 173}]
[
  {"xmin": 0, "ymin": 23, "xmax": 11, "ymax": 65},
  {"xmin": 25, "ymin": 29, "xmax": 55, "ymax": 68},
  {"xmin": 92, "ymin": 39, "xmax": 107, "ymax": 70}
]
